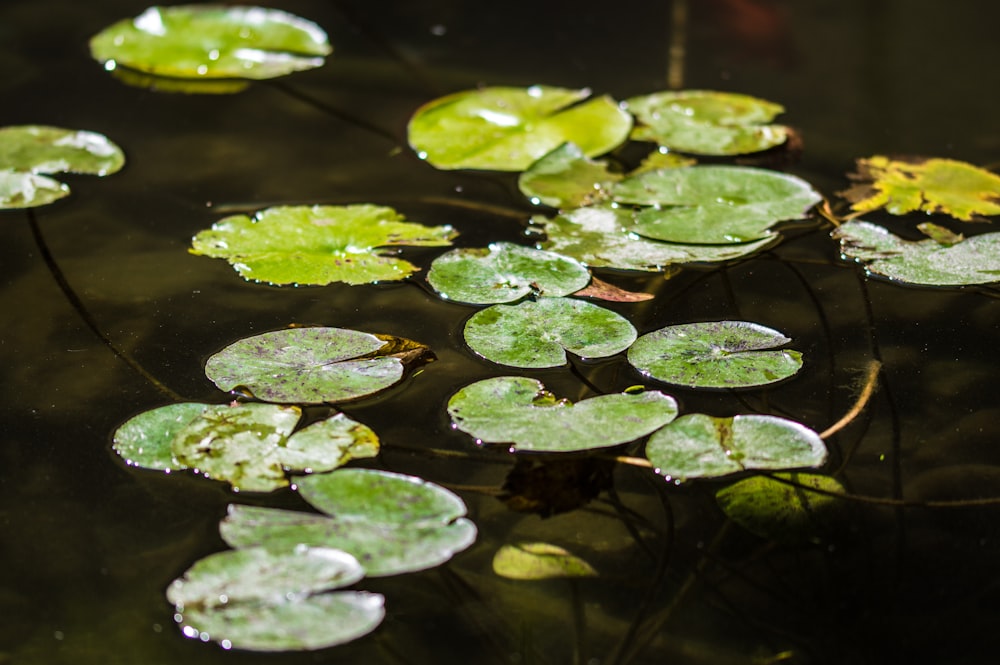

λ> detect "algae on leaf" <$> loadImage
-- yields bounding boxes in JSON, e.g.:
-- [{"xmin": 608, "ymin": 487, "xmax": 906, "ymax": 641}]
[
  {"xmin": 407, "ymin": 85, "xmax": 632, "ymax": 171},
  {"xmin": 841, "ymin": 156, "xmax": 1000, "ymax": 221},
  {"xmin": 90, "ymin": 5, "xmax": 331, "ymax": 81},
  {"xmin": 190, "ymin": 204, "xmax": 455, "ymax": 286}
]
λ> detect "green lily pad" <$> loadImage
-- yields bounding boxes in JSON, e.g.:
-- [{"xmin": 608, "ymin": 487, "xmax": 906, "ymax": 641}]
[
  {"xmin": 89, "ymin": 5, "xmax": 331, "ymax": 81},
  {"xmin": 407, "ymin": 85, "xmax": 632, "ymax": 171},
  {"xmin": 840, "ymin": 156, "xmax": 1000, "ymax": 221},
  {"xmin": 517, "ymin": 142, "xmax": 622, "ymax": 208},
  {"xmin": 645, "ymin": 413, "xmax": 827, "ymax": 481},
  {"xmin": 535, "ymin": 205, "xmax": 775, "ymax": 272},
  {"xmin": 834, "ymin": 219, "xmax": 1000, "ymax": 286},
  {"xmin": 627, "ymin": 321, "xmax": 803, "ymax": 388},
  {"xmin": 167, "ymin": 545, "xmax": 384, "ymax": 651},
  {"xmin": 204, "ymin": 327, "xmax": 427, "ymax": 403},
  {"xmin": 624, "ymin": 90, "xmax": 788, "ymax": 155},
  {"xmin": 220, "ymin": 468, "xmax": 476, "ymax": 576},
  {"xmin": 0, "ymin": 169, "xmax": 69, "ymax": 209},
  {"xmin": 427, "ymin": 242, "xmax": 591, "ymax": 304},
  {"xmin": 463, "ymin": 297, "xmax": 636, "ymax": 368},
  {"xmin": 492, "ymin": 542, "xmax": 598, "ymax": 580},
  {"xmin": 716, "ymin": 473, "xmax": 847, "ymax": 543},
  {"xmin": 111, "ymin": 401, "xmax": 380, "ymax": 491},
  {"xmin": 447, "ymin": 376, "xmax": 678, "ymax": 452},
  {"xmin": 190, "ymin": 204, "xmax": 455, "ymax": 286},
  {"xmin": 610, "ymin": 165, "xmax": 821, "ymax": 244}
]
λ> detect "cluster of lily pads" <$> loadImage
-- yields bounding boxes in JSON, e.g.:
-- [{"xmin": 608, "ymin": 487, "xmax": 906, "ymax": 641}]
[{"xmin": 5, "ymin": 0, "xmax": 1000, "ymax": 655}]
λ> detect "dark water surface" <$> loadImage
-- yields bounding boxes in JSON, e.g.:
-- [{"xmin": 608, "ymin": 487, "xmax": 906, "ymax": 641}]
[{"xmin": 3, "ymin": 1, "xmax": 1000, "ymax": 663}]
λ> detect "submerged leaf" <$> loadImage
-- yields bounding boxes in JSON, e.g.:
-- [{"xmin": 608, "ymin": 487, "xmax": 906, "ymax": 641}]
[
  {"xmin": 492, "ymin": 542, "xmax": 598, "ymax": 580},
  {"xmin": 716, "ymin": 473, "xmax": 847, "ymax": 543},
  {"xmin": 645, "ymin": 413, "xmax": 827, "ymax": 481},
  {"xmin": 841, "ymin": 156, "xmax": 1000, "ymax": 221},
  {"xmin": 517, "ymin": 142, "xmax": 622, "ymax": 208},
  {"xmin": 625, "ymin": 90, "xmax": 788, "ymax": 155},
  {"xmin": 407, "ymin": 85, "xmax": 632, "ymax": 171},
  {"xmin": 190, "ymin": 204, "xmax": 455, "ymax": 286},
  {"xmin": 427, "ymin": 242, "xmax": 591, "ymax": 304},
  {"xmin": 627, "ymin": 321, "xmax": 802, "ymax": 388},
  {"xmin": 611, "ymin": 165, "xmax": 821, "ymax": 244},
  {"xmin": 463, "ymin": 297, "xmax": 636, "ymax": 368},
  {"xmin": 447, "ymin": 376, "xmax": 678, "ymax": 452},
  {"xmin": 834, "ymin": 219, "xmax": 1000, "ymax": 286},
  {"xmin": 90, "ymin": 5, "xmax": 331, "ymax": 81}
]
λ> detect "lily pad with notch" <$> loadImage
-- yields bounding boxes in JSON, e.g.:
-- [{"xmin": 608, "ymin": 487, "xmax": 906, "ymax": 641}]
[{"xmin": 517, "ymin": 142, "xmax": 623, "ymax": 209}]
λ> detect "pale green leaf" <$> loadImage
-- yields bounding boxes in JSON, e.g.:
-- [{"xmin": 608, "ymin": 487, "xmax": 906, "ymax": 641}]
[
  {"xmin": 112, "ymin": 402, "xmax": 212, "ymax": 470},
  {"xmin": 0, "ymin": 125, "xmax": 124, "ymax": 175},
  {"xmin": 716, "ymin": 473, "xmax": 847, "ymax": 543},
  {"xmin": 517, "ymin": 142, "xmax": 621, "ymax": 208},
  {"xmin": 492, "ymin": 542, "xmax": 598, "ymax": 580},
  {"xmin": 0, "ymin": 169, "xmax": 69, "ymax": 209}
]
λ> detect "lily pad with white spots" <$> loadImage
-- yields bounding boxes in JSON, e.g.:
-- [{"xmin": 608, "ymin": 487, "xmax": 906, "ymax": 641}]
[
  {"xmin": 627, "ymin": 321, "xmax": 802, "ymax": 388},
  {"xmin": 204, "ymin": 327, "xmax": 430, "ymax": 404},
  {"xmin": 645, "ymin": 413, "xmax": 827, "ymax": 481},
  {"xmin": 89, "ymin": 5, "xmax": 332, "ymax": 81},
  {"xmin": 407, "ymin": 85, "xmax": 632, "ymax": 171},
  {"xmin": 833, "ymin": 219, "xmax": 1000, "ymax": 286},
  {"xmin": 447, "ymin": 376, "xmax": 678, "ymax": 452},
  {"xmin": 427, "ymin": 242, "xmax": 591, "ymax": 304},
  {"xmin": 190, "ymin": 204, "xmax": 455, "ymax": 286},
  {"xmin": 463, "ymin": 297, "xmax": 636, "ymax": 368}
]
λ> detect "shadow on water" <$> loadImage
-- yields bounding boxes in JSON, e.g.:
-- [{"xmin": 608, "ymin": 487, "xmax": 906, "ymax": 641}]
[{"xmin": 3, "ymin": 0, "xmax": 1000, "ymax": 663}]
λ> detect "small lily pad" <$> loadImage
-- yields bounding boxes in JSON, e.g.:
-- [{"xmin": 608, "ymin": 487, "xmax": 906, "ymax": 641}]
[
  {"xmin": 492, "ymin": 542, "xmax": 598, "ymax": 580},
  {"xmin": 627, "ymin": 321, "xmax": 802, "ymax": 388},
  {"xmin": 113, "ymin": 401, "xmax": 217, "ymax": 471},
  {"xmin": 840, "ymin": 156, "xmax": 1000, "ymax": 221},
  {"xmin": 447, "ymin": 376, "xmax": 678, "ymax": 453},
  {"xmin": 407, "ymin": 85, "xmax": 632, "ymax": 171},
  {"xmin": 535, "ymin": 205, "xmax": 774, "ymax": 272},
  {"xmin": 610, "ymin": 165, "xmax": 821, "ymax": 244},
  {"xmin": 204, "ymin": 327, "xmax": 428, "ymax": 404},
  {"xmin": 645, "ymin": 413, "xmax": 827, "ymax": 481},
  {"xmin": 190, "ymin": 204, "xmax": 455, "ymax": 286},
  {"xmin": 90, "ymin": 5, "xmax": 332, "ymax": 81},
  {"xmin": 624, "ymin": 90, "xmax": 788, "ymax": 155},
  {"xmin": 464, "ymin": 297, "xmax": 636, "ymax": 368},
  {"xmin": 427, "ymin": 242, "xmax": 591, "ymax": 304},
  {"xmin": 517, "ymin": 142, "xmax": 622, "ymax": 208},
  {"xmin": 834, "ymin": 219, "xmax": 1000, "ymax": 286},
  {"xmin": 716, "ymin": 473, "xmax": 847, "ymax": 543}
]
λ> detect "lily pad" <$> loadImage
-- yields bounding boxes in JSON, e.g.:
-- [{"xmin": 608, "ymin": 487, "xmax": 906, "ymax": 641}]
[
  {"xmin": 407, "ymin": 85, "xmax": 632, "ymax": 171},
  {"xmin": 220, "ymin": 468, "xmax": 476, "ymax": 576},
  {"xmin": 190, "ymin": 204, "xmax": 455, "ymax": 286},
  {"xmin": 535, "ymin": 205, "xmax": 774, "ymax": 271},
  {"xmin": 517, "ymin": 142, "xmax": 622, "ymax": 208},
  {"xmin": 89, "ymin": 5, "xmax": 331, "ymax": 81},
  {"xmin": 645, "ymin": 413, "xmax": 827, "ymax": 481},
  {"xmin": 0, "ymin": 169, "xmax": 69, "ymax": 209},
  {"xmin": 167, "ymin": 545, "xmax": 384, "ymax": 651},
  {"xmin": 834, "ymin": 219, "xmax": 1000, "ymax": 286},
  {"xmin": 492, "ymin": 542, "xmax": 598, "ymax": 580},
  {"xmin": 112, "ymin": 401, "xmax": 216, "ymax": 471},
  {"xmin": 627, "ymin": 321, "xmax": 803, "ymax": 388},
  {"xmin": 463, "ymin": 297, "xmax": 636, "ymax": 368},
  {"xmin": 447, "ymin": 376, "xmax": 678, "ymax": 452},
  {"xmin": 427, "ymin": 242, "xmax": 591, "ymax": 304},
  {"xmin": 716, "ymin": 473, "xmax": 847, "ymax": 543},
  {"xmin": 840, "ymin": 156, "xmax": 1000, "ymax": 221},
  {"xmin": 624, "ymin": 90, "xmax": 788, "ymax": 155},
  {"xmin": 204, "ymin": 327, "xmax": 427, "ymax": 404},
  {"xmin": 610, "ymin": 165, "xmax": 821, "ymax": 244}
]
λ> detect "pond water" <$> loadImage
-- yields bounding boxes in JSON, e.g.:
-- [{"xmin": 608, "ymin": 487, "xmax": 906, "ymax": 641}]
[{"xmin": 3, "ymin": 0, "xmax": 1000, "ymax": 663}]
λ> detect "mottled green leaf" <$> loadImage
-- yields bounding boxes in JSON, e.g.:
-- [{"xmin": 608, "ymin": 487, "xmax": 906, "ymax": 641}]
[
  {"xmin": 407, "ymin": 85, "xmax": 632, "ymax": 171},
  {"xmin": 625, "ymin": 90, "xmax": 788, "ymax": 155},
  {"xmin": 611, "ymin": 165, "xmax": 820, "ymax": 244},
  {"xmin": 89, "ymin": 5, "xmax": 331, "ymax": 81},
  {"xmin": 841, "ymin": 156, "xmax": 1000, "ymax": 221},
  {"xmin": 716, "ymin": 473, "xmax": 847, "ymax": 543},
  {"xmin": 427, "ymin": 242, "xmax": 591, "ymax": 304},
  {"xmin": 279, "ymin": 413, "xmax": 380, "ymax": 471},
  {"xmin": 834, "ymin": 219, "xmax": 1000, "ymax": 286},
  {"xmin": 517, "ymin": 142, "xmax": 621, "ymax": 208},
  {"xmin": 492, "ymin": 542, "xmax": 598, "ymax": 580},
  {"xmin": 204, "ymin": 327, "xmax": 424, "ymax": 404},
  {"xmin": 112, "ymin": 402, "xmax": 213, "ymax": 471},
  {"xmin": 535, "ymin": 205, "xmax": 774, "ymax": 271},
  {"xmin": 645, "ymin": 413, "xmax": 827, "ymax": 481},
  {"xmin": 190, "ymin": 204, "xmax": 455, "ymax": 286},
  {"xmin": 464, "ymin": 297, "xmax": 636, "ymax": 368},
  {"xmin": 447, "ymin": 376, "xmax": 678, "ymax": 452},
  {"xmin": 0, "ymin": 125, "xmax": 124, "ymax": 175},
  {"xmin": 628, "ymin": 321, "xmax": 802, "ymax": 388},
  {"xmin": 0, "ymin": 169, "xmax": 69, "ymax": 209}
]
